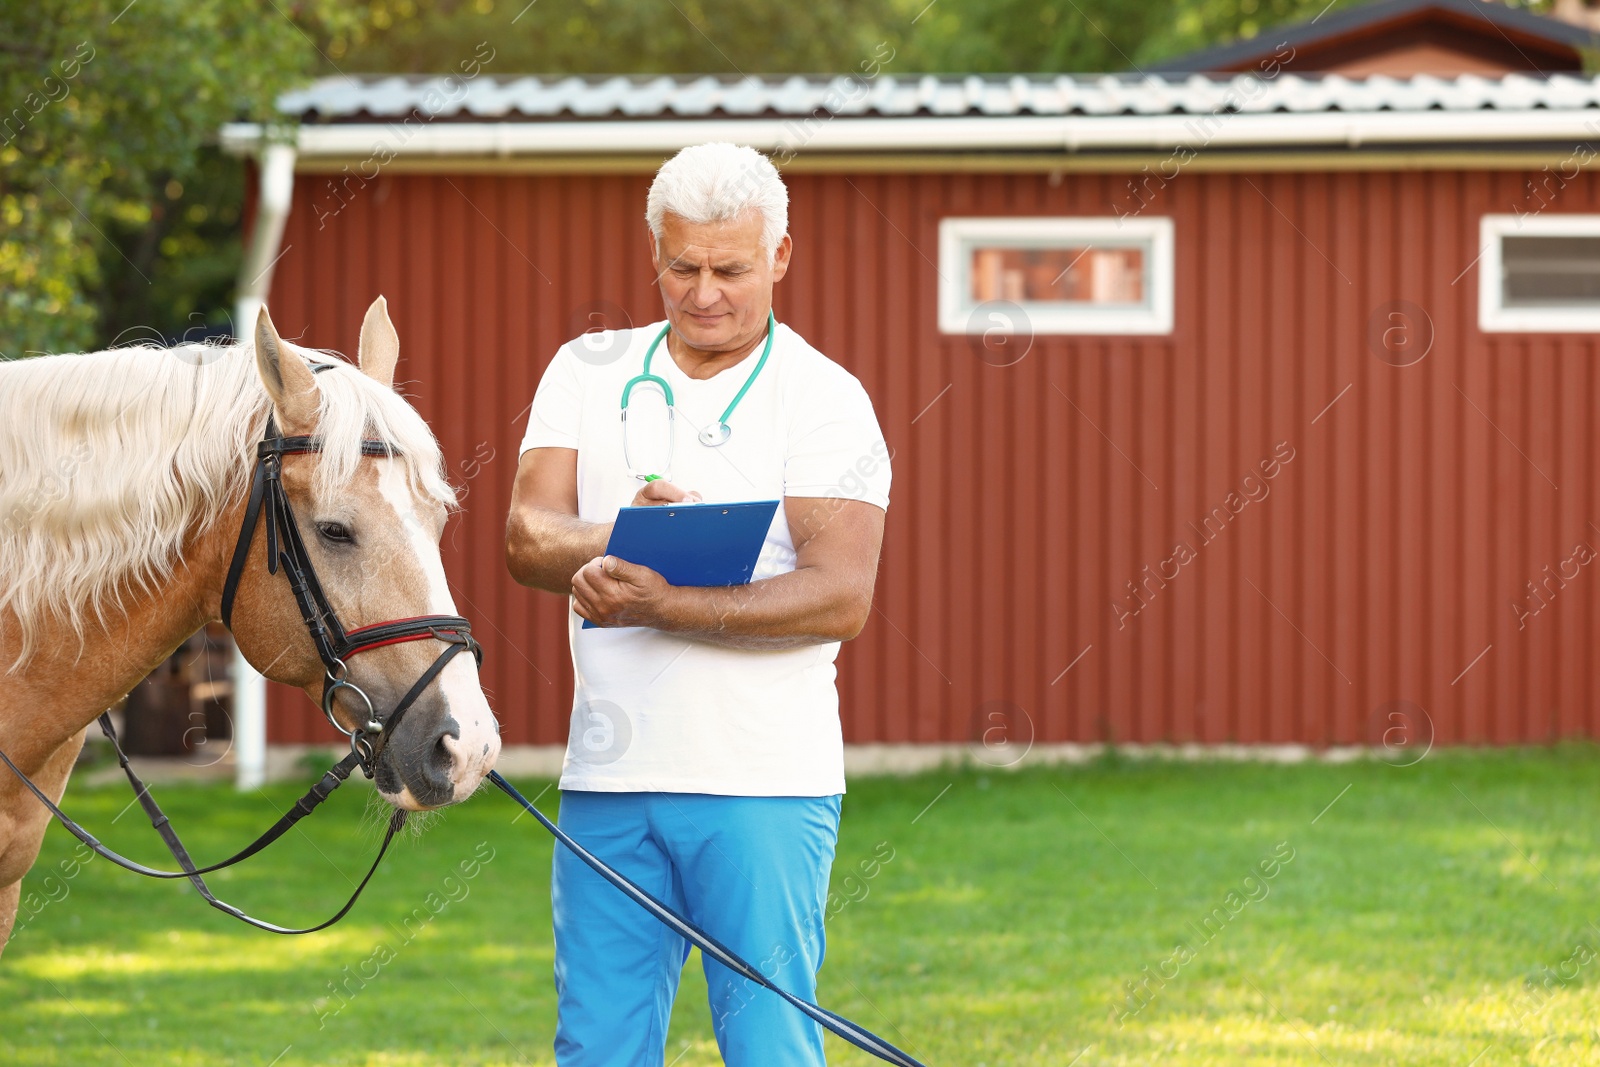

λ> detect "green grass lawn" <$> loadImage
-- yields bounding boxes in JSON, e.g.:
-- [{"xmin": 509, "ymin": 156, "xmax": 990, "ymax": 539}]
[{"xmin": 5, "ymin": 748, "xmax": 1600, "ymax": 1066}]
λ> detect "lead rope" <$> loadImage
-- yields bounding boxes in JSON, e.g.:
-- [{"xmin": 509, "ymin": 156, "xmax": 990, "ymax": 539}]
[
  {"xmin": 488, "ymin": 772, "xmax": 930, "ymax": 1067},
  {"xmin": 0, "ymin": 714, "xmax": 402, "ymax": 934},
  {"xmin": 0, "ymin": 631, "xmax": 470, "ymax": 932}
]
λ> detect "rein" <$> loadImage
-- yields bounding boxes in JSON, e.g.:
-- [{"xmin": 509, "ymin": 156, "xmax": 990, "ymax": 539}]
[
  {"xmin": 1, "ymin": 392, "xmax": 481, "ymax": 933},
  {"xmin": 0, "ymin": 716, "xmax": 401, "ymax": 935}
]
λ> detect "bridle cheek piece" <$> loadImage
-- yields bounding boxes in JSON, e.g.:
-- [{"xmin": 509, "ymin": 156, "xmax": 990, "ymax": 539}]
[{"xmin": 219, "ymin": 402, "xmax": 483, "ymax": 777}]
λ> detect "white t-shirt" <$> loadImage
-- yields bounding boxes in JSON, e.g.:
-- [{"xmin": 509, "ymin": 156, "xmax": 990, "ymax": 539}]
[{"xmin": 518, "ymin": 319, "xmax": 891, "ymax": 797}]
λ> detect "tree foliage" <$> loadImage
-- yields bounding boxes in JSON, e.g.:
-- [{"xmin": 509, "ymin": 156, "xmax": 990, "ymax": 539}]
[
  {"xmin": 322, "ymin": 0, "xmax": 895, "ymax": 75},
  {"xmin": 0, "ymin": 0, "xmax": 354, "ymax": 358},
  {"xmin": 327, "ymin": 0, "xmax": 1408, "ymax": 77}
]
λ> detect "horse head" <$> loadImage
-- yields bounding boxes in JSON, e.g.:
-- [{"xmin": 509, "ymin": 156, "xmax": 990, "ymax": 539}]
[{"xmin": 225, "ymin": 297, "xmax": 500, "ymax": 810}]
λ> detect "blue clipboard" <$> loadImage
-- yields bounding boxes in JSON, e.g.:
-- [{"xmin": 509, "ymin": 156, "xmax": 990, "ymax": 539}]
[{"xmin": 580, "ymin": 499, "xmax": 781, "ymax": 629}]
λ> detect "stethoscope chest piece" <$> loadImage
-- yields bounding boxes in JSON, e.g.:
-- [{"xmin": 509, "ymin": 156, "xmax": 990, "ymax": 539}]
[{"xmin": 698, "ymin": 422, "xmax": 732, "ymax": 447}]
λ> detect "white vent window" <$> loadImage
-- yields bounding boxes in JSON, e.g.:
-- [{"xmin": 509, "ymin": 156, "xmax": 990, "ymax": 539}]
[
  {"xmin": 1479, "ymin": 214, "xmax": 1600, "ymax": 332},
  {"xmin": 938, "ymin": 217, "xmax": 1174, "ymax": 335}
]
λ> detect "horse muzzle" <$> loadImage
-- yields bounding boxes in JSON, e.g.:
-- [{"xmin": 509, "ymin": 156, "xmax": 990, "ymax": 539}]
[{"xmin": 370, "ymin": 668, "xmax": 500, "ymax": 810}]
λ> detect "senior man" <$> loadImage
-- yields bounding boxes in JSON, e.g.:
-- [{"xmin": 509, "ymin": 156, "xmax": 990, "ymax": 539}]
[{"xmin": 505, "ymin": 142, "xmax": 891, "ymax": 1065}]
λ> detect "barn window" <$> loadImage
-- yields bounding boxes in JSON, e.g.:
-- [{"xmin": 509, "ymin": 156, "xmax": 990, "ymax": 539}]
[
  {"xmin": 1480, "ymin": 214, "xmax": 1600, "ymax": 332},
  {"xmin": 937, "ymin": 217, "xmax": 1174, "ymax": 335}
]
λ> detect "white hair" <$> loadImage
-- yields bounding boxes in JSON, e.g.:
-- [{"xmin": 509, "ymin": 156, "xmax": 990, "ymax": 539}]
[
  {"xmin": 646, "ymin": 142, "xmax": 789, "ymax": 264},
  {"xmin": 0, "ymin": 339, "xmax": 455, "ymax": 670}
]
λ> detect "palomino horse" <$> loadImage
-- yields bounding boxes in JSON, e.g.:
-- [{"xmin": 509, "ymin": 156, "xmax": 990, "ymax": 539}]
[{"xmin": 0, "ymin": 297, "xmax": 501, "ymax": 954}]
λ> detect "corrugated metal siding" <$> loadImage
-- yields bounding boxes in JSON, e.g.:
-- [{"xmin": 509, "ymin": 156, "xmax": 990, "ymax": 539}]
[{"xmin": 263, "ymin": 165, "xmax": 1600, "ymax": 748}]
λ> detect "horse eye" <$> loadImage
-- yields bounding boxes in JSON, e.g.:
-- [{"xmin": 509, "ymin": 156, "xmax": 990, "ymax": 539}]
[{"xmin": 316, "ymin": 521, "xmax": 353, "ymax": 544}]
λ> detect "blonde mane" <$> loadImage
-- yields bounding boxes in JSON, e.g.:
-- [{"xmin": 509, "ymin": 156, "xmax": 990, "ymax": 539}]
[{"xmin": 0, "ymin": 338, "xmax": 457, "ymax": 671}]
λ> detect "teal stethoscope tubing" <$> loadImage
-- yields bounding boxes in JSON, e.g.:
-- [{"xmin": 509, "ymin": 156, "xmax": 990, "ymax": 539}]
[{"xmin": 620, "ymin": 311, "xmax": 776, "ymax": 477}]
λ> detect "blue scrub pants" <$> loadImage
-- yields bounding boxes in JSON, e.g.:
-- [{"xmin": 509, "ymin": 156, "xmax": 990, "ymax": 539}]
[{"xmin": 551, "ymin": 790, "xmax": 842, "ymax": 1066}]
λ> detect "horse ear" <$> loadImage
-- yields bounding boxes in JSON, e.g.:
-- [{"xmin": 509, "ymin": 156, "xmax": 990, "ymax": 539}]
[
  {"xmin": 357, "ymin": 295, "xmax": 399, "ymax": 390},
  {"xmin": 254, "ymin": 306, "xmax": 318, "ymax": 433}
]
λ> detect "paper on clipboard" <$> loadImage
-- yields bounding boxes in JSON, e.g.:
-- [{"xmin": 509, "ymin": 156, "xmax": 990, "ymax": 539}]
[{"xmin": 580, "ymin": 499, "xmax": 781, "ymax": 629}]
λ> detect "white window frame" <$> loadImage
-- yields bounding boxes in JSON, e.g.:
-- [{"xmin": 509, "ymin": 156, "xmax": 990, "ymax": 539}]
[
  {"xmin": 1479, "ymin": 213, "xmax": 1600, "ymax": 333},
  {"xmin": 937, "ymin": 216, "xmax": 1174, "ymax": 336}
]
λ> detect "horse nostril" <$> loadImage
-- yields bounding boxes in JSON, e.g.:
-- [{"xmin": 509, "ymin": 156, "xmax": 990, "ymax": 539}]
[
  {"xmin": 417, "ymin": 723, "xmax": 457, "ymax": 794},
  {"xmin": 381, "ymin": 718, "xmax": 460, "ymax": 809}
]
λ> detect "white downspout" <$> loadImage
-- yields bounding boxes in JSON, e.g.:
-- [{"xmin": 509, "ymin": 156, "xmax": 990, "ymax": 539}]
[{"xmin": 232, "ymin": 138, "xmax": 296, "ymax": 791}]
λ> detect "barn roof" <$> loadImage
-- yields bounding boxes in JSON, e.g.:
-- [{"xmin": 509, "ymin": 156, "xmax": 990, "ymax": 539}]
[
  {"xmin": 273, "ymin": 71, "xmax": 1600, "ymax": 122},
  {"xmin": 1151, "ymin": 0, "xmax": 1597, "ymax": 75},
  {"xmin": 223, "ymin": 71, "xmax": 1600, "ymax": 166}
]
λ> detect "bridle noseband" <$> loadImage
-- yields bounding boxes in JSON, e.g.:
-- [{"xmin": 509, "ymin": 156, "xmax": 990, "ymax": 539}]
[{"xmin": 219, "ymin": 392, "xmax": 482, "ymax": 775}]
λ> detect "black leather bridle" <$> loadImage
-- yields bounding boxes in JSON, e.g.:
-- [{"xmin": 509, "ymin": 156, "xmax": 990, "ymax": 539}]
[
  {"xmin": 0, "ymin": 387, "xmax": 488, "ymax": 934},
  {"xmin": 219, "ymin": 398, "xmax": 482, "ymax": 774}
]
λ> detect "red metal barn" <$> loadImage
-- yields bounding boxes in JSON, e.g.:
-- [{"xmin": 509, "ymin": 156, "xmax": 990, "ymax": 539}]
[{"xmin": 222, "ymin": 10, "xmax": 1600, "ymax": 766}]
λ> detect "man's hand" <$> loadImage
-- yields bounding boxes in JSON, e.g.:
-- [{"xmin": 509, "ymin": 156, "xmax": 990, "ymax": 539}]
[
  {"xmin": 572, "ymin": 554, "xmax": 671, "ymax": 628},
  {"xmin": 631, "ymin": 479, "xmax": 703, "ymax": 507}
]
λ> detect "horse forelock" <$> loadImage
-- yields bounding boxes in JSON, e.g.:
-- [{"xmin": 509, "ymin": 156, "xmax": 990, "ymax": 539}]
[
  {"xmin": 0, "ymin": 339, "xmax": 455, "ymax": 672},
  {"xmin": 297, "ymin": 354, "xmax": 457, "ymax": 515}
]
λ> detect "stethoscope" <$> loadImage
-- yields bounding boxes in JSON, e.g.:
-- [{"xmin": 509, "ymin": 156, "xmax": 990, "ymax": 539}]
[{"xmin": 620, "ymin": 310, "xmax": 775, "ymax": 481}]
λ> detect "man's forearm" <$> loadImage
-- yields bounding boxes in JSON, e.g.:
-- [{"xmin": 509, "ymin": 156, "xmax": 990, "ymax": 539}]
[
  {"xmin": 506, "ymin": 507, "xmax": 610, "ymax": 594},
  {"xmin": 648, "ymin": 567, "xmax": 873, "ymax": 650}
]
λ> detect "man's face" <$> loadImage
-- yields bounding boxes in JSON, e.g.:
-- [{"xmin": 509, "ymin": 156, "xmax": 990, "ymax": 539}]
[{"xmin": 650, "ymin": 209, "xmax": 791, "ymax": 354}]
